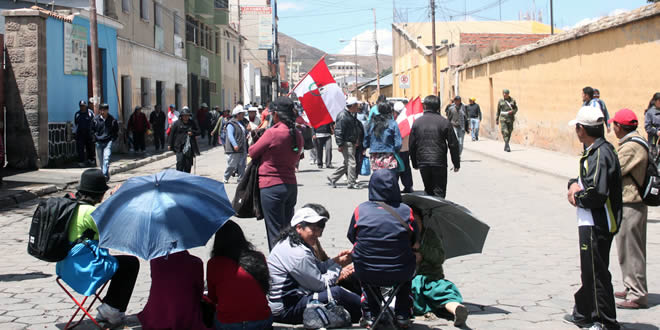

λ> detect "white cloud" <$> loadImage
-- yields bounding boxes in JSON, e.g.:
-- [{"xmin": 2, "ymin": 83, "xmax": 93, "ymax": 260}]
[
  {"xmin": 562, "ymin": 8, "xmax": 629, "ymax": 30},
  {"xmin": 338, "ymin": 29, "xmax": 392, "ymax": 56},
  {"xmin": 279, "ymin": 2, "xmax": 304, "ymax": 11}
]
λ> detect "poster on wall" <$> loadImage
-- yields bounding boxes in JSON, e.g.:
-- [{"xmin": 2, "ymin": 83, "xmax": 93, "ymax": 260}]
[
  {"xmin": 64, "ymin": 23, "xmax": 88, "ymax": 76},
  {"xmin": 241, "ymin": 6, "xmax": 272, "ymax": 50},
  {"xmin": 201, "ymin": 55, "xmax": 209, "ymax": 78}
]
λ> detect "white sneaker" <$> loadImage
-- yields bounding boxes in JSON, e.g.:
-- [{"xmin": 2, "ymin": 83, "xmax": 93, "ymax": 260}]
[
  {"xmin": 96, "ymin": 303, "xmax": 124, "ymax": 326},
  {"xmin": 223, "ymin": 179, "xmax": 229, "ymax": 184}
]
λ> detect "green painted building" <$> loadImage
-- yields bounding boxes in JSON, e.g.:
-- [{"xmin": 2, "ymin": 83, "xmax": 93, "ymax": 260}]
[{"xmin": 185, "ymin": 0, "xmax": 229, "ymax": 113}]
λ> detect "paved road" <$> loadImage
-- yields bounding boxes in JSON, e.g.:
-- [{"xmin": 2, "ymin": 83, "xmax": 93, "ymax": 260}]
[{"xmin": 0, "ymin": 145, "xmax": 658, "ymax": 329}]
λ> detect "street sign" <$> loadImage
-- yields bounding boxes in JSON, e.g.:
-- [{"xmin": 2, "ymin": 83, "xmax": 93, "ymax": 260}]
[{"xmin": 399, "ymin": 74, "xmax": 410, "ymax": 89}]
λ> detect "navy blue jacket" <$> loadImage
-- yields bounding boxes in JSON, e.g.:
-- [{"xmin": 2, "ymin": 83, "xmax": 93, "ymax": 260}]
[
  {"xmin": 91, "ymin": 114, "xmax": 119, "ymax": 143},
  {"xmin": 347, "ymin": 170, "xmax": 417, "ymax": 285}
]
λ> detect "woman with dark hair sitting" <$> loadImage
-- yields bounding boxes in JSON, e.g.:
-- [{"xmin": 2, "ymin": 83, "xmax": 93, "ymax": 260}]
[
  {"xmin": 207, "ymin": 220, "xmax": 272, "ymax": 329},
  {"xmin": 364, "ymin": 102, "xmax": 402, "ymax": 171},
  {"xmin": 268, "ymin": 207, "xmax": 361, "ymax": 325},
  {"xmin": 249, "ymin": 96, "xmax": 304, "ymax": 250}
]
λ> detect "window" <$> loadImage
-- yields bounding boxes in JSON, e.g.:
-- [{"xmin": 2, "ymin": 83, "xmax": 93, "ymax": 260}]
[
  {"xmin": 210, "ymin": 81, "xmax": 217, "ymax": 93},
  {"xmin": 215, "ymin": 32, "xmax": 220, "ymax": 54},
  {"xmin": 226, "ymin": 41, "xmax": 230, "ymax": 60},
  {"xmin": 141, "ymin": 78, "xmax": 151, "ymax": 107},
  {"xmin": 214, "ymin": 0, "xmax": 228, "ymax": 9},
  {"xmin": 186, "ymin": 15, "xmax": 196, "ymax": 43},
  {"xmin": 122, "ymin": 0, "xmax": 130, "ymax": 13},
  {"xmin": 140, "ymin": 0, "xmax": 149, "ymax": 20},
  {"xmin": 233, "ymin": 45, "xmax": 236, "ymax": 63},
  {"xmin": 154, "ymin": 3, "xmax": 162, "ymax": 27},
  {"xmin": 173, "ymin": 13, "xmax": 181, "ymax": 36}
]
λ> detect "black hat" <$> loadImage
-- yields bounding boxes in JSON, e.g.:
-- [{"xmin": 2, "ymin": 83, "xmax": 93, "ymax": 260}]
[
  {"xmin": 77, "ymin": 169, "xmax": 110, "ymax": 194},
  {"xmin": 134, "ymin": 105, "xmax": 142, "ymax": 111},
  {"xmin": 79, "ymin": 100, "xmax": 87, "ymax": 106},
  {"xmin": 100, "ymin": 103, "xmax": 109, "ymax": 109},
  {"xmin": 454, "ymin": 95, "xmax": 462, "ymax": 100},
  {"xmin": 273, "ymin": 96, "xmax": 294, "ymax": 113}
]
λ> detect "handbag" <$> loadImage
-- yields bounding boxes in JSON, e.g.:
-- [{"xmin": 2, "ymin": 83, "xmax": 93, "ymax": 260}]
[
  {"xmin": 232, "ymin": 159, "xmax": 264, "ymax": 220},
  {"xmin": 55, "ymin": 239, "xmax": 118, "ymax": 296},
  {"xmin": 302, "ymin": 280, "xmax": 351, "ymax": 329},
  {"xmin": 360, "ymin": 157, "xmax": 371, "ymax": 176}
]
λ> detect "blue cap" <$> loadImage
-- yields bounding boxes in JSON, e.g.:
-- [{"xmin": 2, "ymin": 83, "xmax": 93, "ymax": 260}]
[{"xmin": 169, "ymin": 104, "xmax": 176, "ymax": 109}]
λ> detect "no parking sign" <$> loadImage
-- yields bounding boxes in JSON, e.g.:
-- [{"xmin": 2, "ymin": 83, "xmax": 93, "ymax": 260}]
[{"xmin": 399, "ymin": 74, "xmax": 410, "ymax": 89}]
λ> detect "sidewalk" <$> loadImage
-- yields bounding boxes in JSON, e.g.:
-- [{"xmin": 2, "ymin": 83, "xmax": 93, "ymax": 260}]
[
  {"xmin": 462, "ymin": 137, "xmax": 578, "ymax": 181},
  {"xmin": 0, "ymin": 149, "xmax": 174, "ymax": 209}
]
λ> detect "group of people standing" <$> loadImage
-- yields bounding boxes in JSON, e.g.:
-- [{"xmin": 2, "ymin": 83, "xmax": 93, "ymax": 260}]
[{"xmin": 73, "ymin": 101, "xmax": 119, "ymax": 182}]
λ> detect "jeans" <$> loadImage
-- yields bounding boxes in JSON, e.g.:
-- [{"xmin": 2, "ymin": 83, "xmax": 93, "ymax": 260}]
[
  {"xmin": 224, "ymin": 152, "xmax": 247, "ymax": 181},
  {"xmin": 214, "ymin": 315, "xmax": 273, "ymax": 330},
  {"xmin": 398, "ymin": 151, "xmax": 413, "ymax": 192},
  {"xmin": 453, "ymin": 127, "xmax": 465, "ymax": 155},
  {"xmin": 95, "ymin": 140, "xmax": 113, "ymax": 178},
  {"xmin": 261, "ymin": 184, "xmax": 298, "ymax": 250},
  {"xmin": 470, "ymin": 118, "xmax": 480, "ymax": 140},
  {"xmin": 273, "ymin": 286, "xmax": 362, "ymax": 325},
  {"xmin": 419, "ymin": 166, "xmax": 448, "ymax": 198},
  {"xmin": 104, "ymin": 255, "xmax": 140, "ymax": 312},
  {"xmin": 330, "ymin": 142, "xmax": 357, "ymax": 186}
]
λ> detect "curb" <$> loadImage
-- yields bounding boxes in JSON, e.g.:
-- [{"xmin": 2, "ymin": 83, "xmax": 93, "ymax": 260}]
[
  {"xmin": 463, "ymin": 144, "xmax": 572, "ymax": 182},
  {"xmin": 0, "ymin": 151, "xmax": 175, "ymax": 209}
]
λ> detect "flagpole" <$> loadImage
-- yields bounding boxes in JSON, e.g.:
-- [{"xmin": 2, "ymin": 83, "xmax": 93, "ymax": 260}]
[{"xmin": 287, "ymin": 54, "xmax": 327, "ymax": 96}]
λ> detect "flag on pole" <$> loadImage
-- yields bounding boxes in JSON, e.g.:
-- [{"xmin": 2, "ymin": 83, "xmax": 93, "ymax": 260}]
[
  {"xmin": 292, "ymin": 57, "xmax": 345, "ymax": 128},
  {"xmin": 397, "ymin": 97, "xmax": 423, "ymax": 138}
]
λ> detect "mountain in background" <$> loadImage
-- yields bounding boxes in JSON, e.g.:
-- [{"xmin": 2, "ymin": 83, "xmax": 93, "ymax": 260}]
[{"xmin": 279, "ymin": 32, "xmax": 393, "ymax": 79}]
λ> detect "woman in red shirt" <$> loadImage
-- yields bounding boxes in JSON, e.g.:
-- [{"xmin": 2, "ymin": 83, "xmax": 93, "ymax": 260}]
[
  {"xmin": 248, "ymin": 97, "xmax": 304, "ymax": 250},
  {"xmin": 207, "ymin": 220, "xmax": 272, "ymax": 329}
]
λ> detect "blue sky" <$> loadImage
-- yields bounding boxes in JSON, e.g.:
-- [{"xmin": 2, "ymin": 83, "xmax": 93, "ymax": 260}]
[{"xmin": 277, "ymin": 0, "xmax": 649, "ymax": 58}]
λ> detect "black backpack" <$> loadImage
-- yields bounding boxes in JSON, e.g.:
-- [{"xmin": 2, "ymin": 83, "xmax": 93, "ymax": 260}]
[
  {"xmin": 27, "ymin": 194, "xmax": 81, "ymax": 262},
  {"xmin": 624, "ymin": 137, "xmax": 660, "ymax": 206}
]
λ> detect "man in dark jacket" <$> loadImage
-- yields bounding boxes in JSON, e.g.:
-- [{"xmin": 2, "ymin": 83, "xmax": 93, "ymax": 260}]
[
  {"xmin": 149, "ymin": 105, "xmax": 166, "ymax": 151},
  {"xmin": 447, "ymin": 96, "xmax": 469, "ymax": 155},
  {"xmin": 409, "ymin": 95, "xmax": 460, "ymax": 198},
  {"xmin": 466, "ymin": 97, "xmax": 482, "ymax": 141},
  {"xmin": 127, "ymin": 106, "xmax": 150, "ymax": 154},
  {"xmin": 168, "ymin": 107, "xmax": 200, "ymax": 173},
  {"xmin": 347, "ymin": 169, "xmax": 418, "ymax": 327},
  {"xmin": 223, "ymin": 105, "xmax": 248, "ymax": 182},
  {"xmin": 564, "ymin": 106, "xmax": 622, "ymax": 330},
  {"xmin": 74, "ymin": 100, "xmax": 96, "ymax": 167},
  {"xmin": 328, "ymin": 97, "xmax": 363, "ymax": 189},
  {"xmin": 91, "ymin": 104, "xmax": 119, "ymax": 181}
]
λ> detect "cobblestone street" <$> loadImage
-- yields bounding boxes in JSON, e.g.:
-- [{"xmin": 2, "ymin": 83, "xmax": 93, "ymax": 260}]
[{"xmin": 1, "ymin": 144, "xmax": 659, "ymax": 329}]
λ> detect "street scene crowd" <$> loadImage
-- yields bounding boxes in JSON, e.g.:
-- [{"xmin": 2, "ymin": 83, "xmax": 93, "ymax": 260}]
[{"xmin": 22, "ymin": 87, "xmax": 659, "ymax": 330}]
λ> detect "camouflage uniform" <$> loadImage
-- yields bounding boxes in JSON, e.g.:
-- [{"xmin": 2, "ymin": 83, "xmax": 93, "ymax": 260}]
[{"xmin": 497, "ymin": 96, "xmax": 518, "ymax": 147}]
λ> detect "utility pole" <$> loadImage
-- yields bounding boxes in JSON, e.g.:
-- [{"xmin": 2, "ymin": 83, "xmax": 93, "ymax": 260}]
[
  {"xmin": 550, "ymin": 0, "xmax": 554, "ymax": 35},
  {"xmin": 237, "ymin": 0, "xmax": 243, "ymax": 102},
  {"xmin": 430, "ymin": 0, "xmax": 438, "ymax": 95},
  {"xmin": 373, "ymin": 8, "xmax": 380, "ymax": 96},
  {"xmin": 289, "ymin": 48, "xmax": 293, "ymax": 90},
  {"xmin": 89, "ymin": 0, "xmax": 100, "ymax": 114},
  {"xmin": 354, "ymin": 39, "xmax": 358, "ymax": 97}
]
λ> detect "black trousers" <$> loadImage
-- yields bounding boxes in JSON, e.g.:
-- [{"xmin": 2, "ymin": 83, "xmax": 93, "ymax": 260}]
[
  {"xmin": 355, "ymin": 145, "xmax": 365, "ymax": 179},
  {"xmin": 76, "ymin": 135, "xmax": 95, "ymax": 163},
  {"xmin": 261, "ymin": 183, "xmax": 297, "ymax": 250},
  {"xmin": 153, "ymin": 130, "xmax": 165, "ymax": 150},
  {"xmin": 104, "ymin": 255, "xmax": 139, "ymax": 312},
  {"xmin": 133, "ymin": 132, "xmax": 146, "ymax": 152},
  {"xmin": 419, "ymin": 166, "xmax": 448, "ymax": 198},
  {"xmin": 175, "ymin": 152, "xmax": 193, "ymax": 173},
  {"xmin": 315, "ymin": 136, "xmax": 332, "ymax": 167},
  {"xmin": 573, "ymin": 226, "xmax": 619, "ymax": 328},
  {"xmin": 399, "ymin": 151, "xmax": 413, "ymax": 192}
]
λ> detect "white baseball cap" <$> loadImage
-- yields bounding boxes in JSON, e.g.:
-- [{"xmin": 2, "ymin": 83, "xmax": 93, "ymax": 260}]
[
  {"xmin": 232, "ymin": 105, "xmax": 247, "ymax": 116},
  {"xmin": 290, "ymin": 208, "xmax": 328, "ymax": 227},
  {"xmin": 248, "ymin": 107, "xmax": 259, "ymax": 112},
  {"xmin": 346, "ymin": 97, "xmax": 359, "ymax": 106},
  {"xmin": 393, "ymin": 101, "xmax": 405, "ymax": 113},
  {"xmin": 569, "ymin": 106, "xmax": 604, "ymax": 127}
]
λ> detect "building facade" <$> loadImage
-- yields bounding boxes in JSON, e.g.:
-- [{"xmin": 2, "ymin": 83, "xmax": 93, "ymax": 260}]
[
  {"xmin": 219, "ymin": 23, "xmax": 240, "ymax": 110},
  {"xmin": 328, "ymin": 61, "xmax": 365, "ymax": 80}
]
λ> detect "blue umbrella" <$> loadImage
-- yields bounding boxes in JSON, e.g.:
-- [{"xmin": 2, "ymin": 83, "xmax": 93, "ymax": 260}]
[{"xmin": 91, "ymin": 169, "xmax": 234, "ymax": 260}]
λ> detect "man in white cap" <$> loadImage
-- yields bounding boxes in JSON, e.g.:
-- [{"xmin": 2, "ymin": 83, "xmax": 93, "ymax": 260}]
[
  {"xmin": 247, "ymin": 106, "xmax": 261, "ymax": 127},
  {"xmin": 223, "ymin": 105, "xmax": 248, "ymax": 183},
  {"xmin": 564, "ymin": 106, "xmax": 622, "ymax": 330},
  {"xmin": 393, "ymin": 101, "xmax": 413, "ymax": 192},
  {"xmin": 328, "ymin": 96, "xmax": 363, "ymax": 189}
]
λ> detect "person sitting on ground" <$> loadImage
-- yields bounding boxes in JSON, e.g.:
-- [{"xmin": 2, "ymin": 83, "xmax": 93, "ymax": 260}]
[
  {"xmin": 137, "ymin": 250, "xmax": 209, "ymax": 329},
  {"xmin": 268, "ymin": 207, "xmax": 361, "ymax": 324},
  {"xmin": 407, "ymin": 204, "xmax": 468, "ymax": 327},
  {"xmin": 364, "ymin": 102, "xmax": 402, "ymax": 171},
  {"xmin": 63, "ymin": 169, "xmax": 140, "ymax": 327},
  {"xmin": 347, "ymin": 169, "xmax": 418, "ymax": 328},
  {"xmin": 207, "ymin": 220, "xmax": 272, "ymax": 329}
]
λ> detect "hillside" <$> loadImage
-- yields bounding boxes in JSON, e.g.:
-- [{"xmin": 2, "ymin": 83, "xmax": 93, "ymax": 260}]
[{"xmin": 279, "ymin": 32, "xmax": 392, "ymax": 77}]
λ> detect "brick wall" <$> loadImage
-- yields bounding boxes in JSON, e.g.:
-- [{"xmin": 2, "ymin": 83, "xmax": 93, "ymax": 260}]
[{"xmin": 460, "ymin": 33, "xmax": 550, "ymax": 52}]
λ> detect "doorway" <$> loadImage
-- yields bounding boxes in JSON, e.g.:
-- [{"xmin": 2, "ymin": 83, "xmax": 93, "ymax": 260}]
[
  {"xmin": 155, "ymin": 81, "xmax": 165, "ymax": 111},
  {"xmin": 121, "ymin": 75, "xmax": 132, "ymax": 123}
]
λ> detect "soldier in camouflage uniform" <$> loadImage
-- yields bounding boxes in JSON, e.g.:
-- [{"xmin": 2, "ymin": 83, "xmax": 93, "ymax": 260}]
[{"xmin": 496, "ymin": 89, "xmax": 518, "ymax": 152}]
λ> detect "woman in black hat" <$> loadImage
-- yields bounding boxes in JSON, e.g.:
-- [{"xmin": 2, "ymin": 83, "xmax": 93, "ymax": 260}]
[
  {"xmin": 168, "ymin": 107, "xmax": 201, "ymax": 173},
  {"xmin": 65, "ymin": 169, "xmax": 140, "ymax": 326}
]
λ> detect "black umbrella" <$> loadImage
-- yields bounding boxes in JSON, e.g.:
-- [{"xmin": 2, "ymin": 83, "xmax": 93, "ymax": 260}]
[{"xmin": 402, "ymin": 193, "xmax": 489, "ymax": 259}]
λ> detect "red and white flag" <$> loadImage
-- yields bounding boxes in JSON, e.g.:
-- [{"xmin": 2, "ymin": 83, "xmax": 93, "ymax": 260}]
[
  {"xmin": 397, "ymin": 97, "xmax": 423, "ymax": 138},
  {"xmin": 292, "ymin": 57, "xmax": 345, "ymax": 128}
]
